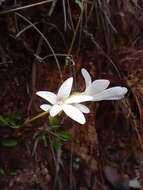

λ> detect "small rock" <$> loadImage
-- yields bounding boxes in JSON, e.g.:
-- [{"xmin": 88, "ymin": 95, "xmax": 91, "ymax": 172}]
[{"xmin": 129, "ymin": 178, "xmax": 141, "ymax": 189}]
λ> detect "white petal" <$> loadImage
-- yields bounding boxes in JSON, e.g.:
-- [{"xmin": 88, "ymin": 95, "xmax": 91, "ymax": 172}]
[
  {"xmin": 40, "ymin": 104, "xmax": 52, "ymax": 111},
  {"xmin": 57, "ymin": 77, "xmax": 73, "ymax": 100},
  {"xmin": 50, "ymin": 105, "xmax": 63, "ymax": 117},
  {"xmin": 86, "ymin": 80, "xmax": 110, "ymax": 95},
  {"xmin": 65, "ymin": 94, "xmax": 93, "ymax": 104},
  {"xmin": 36, "ymin": 91, "xmax": 57, "ymax": 104},
  {"xmin": 93, "ymin": 87, "xmax": 128, "ymax": 101},
  {"xmin": 62, "ymin": 104, "xmax": 86, "ymax": 124},
  {"xmin": 74, "ymin": 104, "xmax": 90, "ymax": 113},
  {"xmin": 104, "ymin": 96, "xmax": 125, "ymax": 100},
  {"xmin": 81, "ymin": 68, "xmax": 92, "ymax": 89}
]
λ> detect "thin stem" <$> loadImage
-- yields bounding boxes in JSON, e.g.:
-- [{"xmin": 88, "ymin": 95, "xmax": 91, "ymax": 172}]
[
  {"xmin": 0, "ymin": 0, "xmax": 54, "ymax": 15},
  {"xmin": 23, "ymin": 111, "xmax": 48, "ymax": 126},
  {"xmin": 16, "ymin": 13, "xmax": 63, "ymax": 81},
  {"xmin": 67, "ymin": 11, "xmax": 83, "ymax": 56}
]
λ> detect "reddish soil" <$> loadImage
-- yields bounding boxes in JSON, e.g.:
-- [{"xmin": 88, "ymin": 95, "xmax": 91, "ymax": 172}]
[{"xmin": 0, "ymin": 1, "xmax": 143, "ymax": 190}]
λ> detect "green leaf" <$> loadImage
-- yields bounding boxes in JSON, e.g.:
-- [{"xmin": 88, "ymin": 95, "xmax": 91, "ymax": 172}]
[
  {"xmin": 9, "ymin": 125, "xmax": 21, "ymax": 129},
  {"xmin": 75, "ymin": 0, "xmax": 83, "ymax": 11},
  {"xmin": 49, "ymin": 116, "xmax": 60, "ymax": 126},
  {"xmin": 10, "ymin": 171, "xmax": 17, "ymax": 176},
  {"xmin": 52, "ymin": 141, "xmax": 62, "ymax": 152},
  {"xmin": 58, "ymin": 131, "xmax": 71, "ymax": 142},
  {"xmin": 42, "ymin": 134, "xmax": 48, "ymax": 147},
  {"xmin": 0, "ymin": 114, "xmax": 22, "ymax": 128},
  {"xmin": 0, "ymin": 115, "xmax": 9, "ymax": 126},
  {"xmin": 0, "ymin": 138, "xmax": 18, "ymax": 147},
  {"xmin": 0, "ymin": 168, "xmax": 5, "ymax": 176}
]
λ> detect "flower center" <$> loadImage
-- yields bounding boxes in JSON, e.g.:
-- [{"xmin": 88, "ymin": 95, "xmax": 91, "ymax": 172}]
[{"xmin": 56, "ymin": 97, "xmax": 63, "ymax": 105}]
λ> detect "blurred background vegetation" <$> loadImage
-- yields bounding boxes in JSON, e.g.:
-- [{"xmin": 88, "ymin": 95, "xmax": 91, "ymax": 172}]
[{"xmin": 0, "ymin": 0, "xmax": 143, "ymax": 189}]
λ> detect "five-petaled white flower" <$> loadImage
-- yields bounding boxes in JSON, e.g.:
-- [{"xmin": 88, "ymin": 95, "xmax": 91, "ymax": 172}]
[
  {"xmin": 36, "ymin": 77, "xmax": 92, "ymax": 124},
  {"xmin": 81, "ymin": 68, "xmax": 128, "ymax": 101}
]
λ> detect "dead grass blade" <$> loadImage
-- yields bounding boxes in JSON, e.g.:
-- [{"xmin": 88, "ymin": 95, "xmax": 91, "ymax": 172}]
[
  {"xmin": 0, "ymin": 0, "xmax": 54, "ymax": 15},
  {"xmin": 16, "ymin": 13, "xmax": 63, "ymax": 81}
]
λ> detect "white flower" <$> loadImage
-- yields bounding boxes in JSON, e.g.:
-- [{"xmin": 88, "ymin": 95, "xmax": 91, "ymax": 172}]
[
  {"xmin": 36, "ymin": 77, "xmax": 92, "ymax": 124},
  {"xmin": 81, "ymin": 68, "xmax": 128, "ymax": 101},
  {"xmin": 36, "ymin": 68, "xmax": 128, "ymax": 125}
]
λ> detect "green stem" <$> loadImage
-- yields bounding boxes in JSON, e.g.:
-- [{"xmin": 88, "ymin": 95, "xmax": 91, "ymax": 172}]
[{"xmin": 23, "ymin": 111, "xmax": 48, "ymax": 126}]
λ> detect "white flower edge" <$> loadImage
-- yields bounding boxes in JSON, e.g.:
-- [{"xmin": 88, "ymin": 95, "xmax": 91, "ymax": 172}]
[
  {"xmin": 40, "ymin": 103, "xmax": 87, "ymax": 124},
  {"xmin": 93, "ymin": 87, "xmax": 128, "ymax": 101},
  {"xmin": 81, "ymin": 68, "xmax": 110, "ymax": 95},
  {"xmin": 36, "ymin": 77, "xmax": 91, "ymax": 124},
  {"xmin": 81, "ymin": 68, "xmax": 128, "ymax": 100},
  {"xmin": 36, "ymin": 77, "xmax": 73, "ymax": 105}
]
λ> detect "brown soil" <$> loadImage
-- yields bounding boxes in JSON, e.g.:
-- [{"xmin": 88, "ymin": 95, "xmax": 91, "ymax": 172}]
[{"xmin": 0, "ymin": 1, "xmax": 143, "ymax": 190}]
